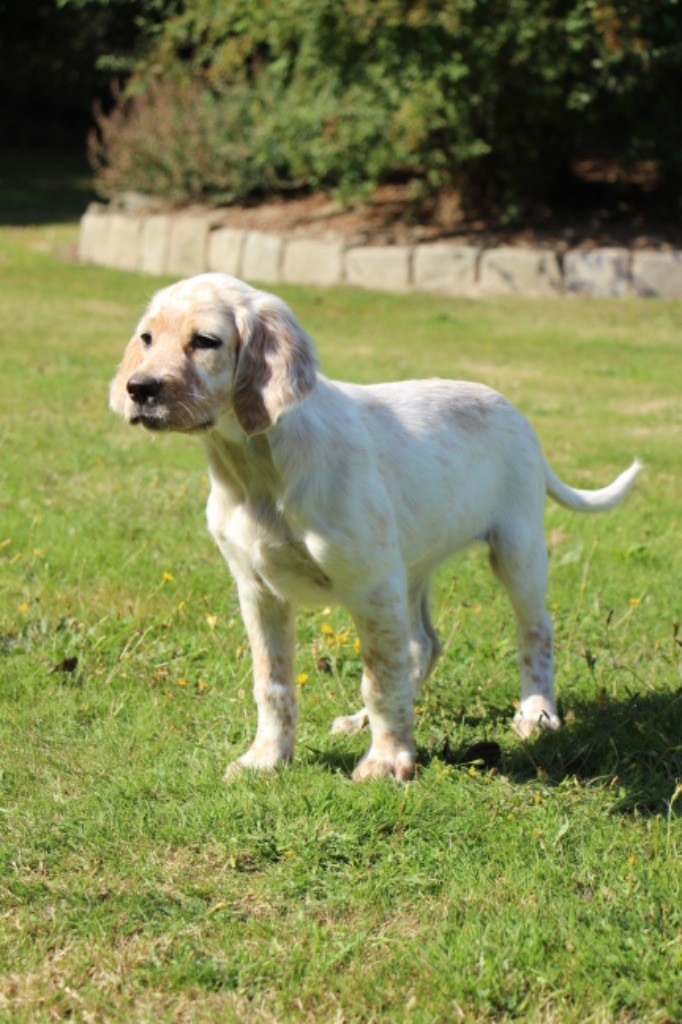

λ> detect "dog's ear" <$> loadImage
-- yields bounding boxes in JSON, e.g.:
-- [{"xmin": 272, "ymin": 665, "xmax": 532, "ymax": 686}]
[{"xmin": 232, "ymin": 294, "xmax": 318, "ymax": 435}]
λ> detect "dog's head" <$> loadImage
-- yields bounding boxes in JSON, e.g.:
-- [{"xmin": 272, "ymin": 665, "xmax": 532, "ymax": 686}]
[{"xmin": 110, "ymin": 274, "xmax": 318, "ymax": 436}]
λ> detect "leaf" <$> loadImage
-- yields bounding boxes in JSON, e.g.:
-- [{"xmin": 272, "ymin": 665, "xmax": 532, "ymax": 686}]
[
  {"xmin": 442, "ymin": 739, "xmax": 502, "ymax": 769},
  {"xmin": 553, "ymin": 819, "xmax": 570, "ymax": 846},
  {"xmin": 48, "ymin": 656, "xmax": 78, "ymax": 675}
]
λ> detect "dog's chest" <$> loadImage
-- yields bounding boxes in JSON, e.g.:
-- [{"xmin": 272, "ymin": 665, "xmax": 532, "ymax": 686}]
[{"xmin": 208, "ymin": 492, "xmax": 332, "ymax": 603}]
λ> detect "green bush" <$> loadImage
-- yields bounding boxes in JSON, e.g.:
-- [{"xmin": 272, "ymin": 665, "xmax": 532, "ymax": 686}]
[{"xmin": 89, "ymin": 0, "xmax": 682, "ymax": 216}]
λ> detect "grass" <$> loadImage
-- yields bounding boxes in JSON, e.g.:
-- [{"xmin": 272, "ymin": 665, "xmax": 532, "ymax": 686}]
[{"xmin": 0, "ymin": 166, "xmax": 681, "ymax": 1022}]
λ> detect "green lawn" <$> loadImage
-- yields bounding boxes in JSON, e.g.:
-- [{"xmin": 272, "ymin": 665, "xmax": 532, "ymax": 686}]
[{"xmin": 0, "ymin": 209, "xmax": 680, "ymax": 1022}]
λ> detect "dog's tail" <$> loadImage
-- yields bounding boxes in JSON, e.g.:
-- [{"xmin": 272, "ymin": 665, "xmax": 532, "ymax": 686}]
[{"xmin": 545, "ymin": 458, "xmax": 642, "ymax": 513}]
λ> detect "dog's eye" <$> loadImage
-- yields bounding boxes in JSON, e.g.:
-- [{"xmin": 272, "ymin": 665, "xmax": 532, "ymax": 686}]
[
  {"xmin": 140, "ymin": 332, "xmax": 152, "ymax": 346},
  {"xmin": 191, "ymin": 333, "xmax": 222, "ymax": 351}
]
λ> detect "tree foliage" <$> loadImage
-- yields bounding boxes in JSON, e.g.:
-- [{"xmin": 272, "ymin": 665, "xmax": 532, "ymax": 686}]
[{"xmin": 21, "ymin": 1, "xmax": 682, "ymax": 215}]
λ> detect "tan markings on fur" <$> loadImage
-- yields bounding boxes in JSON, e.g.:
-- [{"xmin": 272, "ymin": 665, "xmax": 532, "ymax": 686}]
[
  {"xmin": 111, "ymin": 296, "xmax": 238, "ymax": 432},
  {"xmin": 233, "ymin": 299, "xmax": 317, "ymax": 435},
  {"xmin": 514, "ymin": 616, "xmax": 556, "ymax": 734},
  {"xmin": 224, "ymin": 580, "xmax": 299, "ymax": 774},
  {"xmin": 444, "ymin": 392, "xmax": 494, "ymax": 432},
  {"xmin": 232, "ymin": 342, "xmax": 271, "ymax": 436},
  {"xmin": 250, "ymin": 643, "xmax": 292, "ymax": 688},
  {"xmin": 109, "ymin": 336, "xmax": 145, "ymax": 415}
]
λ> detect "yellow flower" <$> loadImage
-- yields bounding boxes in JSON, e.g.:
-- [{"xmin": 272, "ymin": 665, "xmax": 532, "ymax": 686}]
[
  {"xmin": 321, "ymin": 622, "xmax": 334, "ymax": 636},
  {"xmin": 297, "ymin": 673, "xmax": 309, "ymax": 685},
  {"xmin": 177, "ymin": 600, "xmax": 186, "ymax": 612},
  {"xmin": 18, "ymin": 601, "xmax": 29, "ymax": 614},
  {"xmin": 354, "ymin": 637, "xmax": 362, "ymax": 654},
  {"xmin": 162, "ymin": 571, "xmax": 174, "ymax": 583},
  {"xmin": 205, "ymin": 613, "xmax": 218, "ymax": 629},
  {"xmin": 178, "ymin": 677, "xmax": 187, "ymax": 687},
  {"xmin": 629, "ymin": 597, "xmax": 641, "ymax": 607},
  {"xmin": 334, "ymin": 630, "xmax": 350, "ymax": 645}
]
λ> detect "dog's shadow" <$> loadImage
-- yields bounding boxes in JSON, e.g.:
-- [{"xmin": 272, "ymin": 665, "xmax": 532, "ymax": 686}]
[
  {"xmin": 498, "ymin": 687, "xmax": 682, "ymax": 816},
  {"xmin": 311, "ymin": 688, "xmax": 682, "ymax": 817}
]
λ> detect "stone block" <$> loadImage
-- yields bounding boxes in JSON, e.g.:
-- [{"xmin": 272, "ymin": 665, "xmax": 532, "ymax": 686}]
[
  {"xmin": 208, "ymin": 227, "xmax": 247, "ymax": 277},
  {"xmin": 479, "ymin": 247, "xmax": 562, "ymax": 296},
  {"xmin": 282, "ymin": 238, "xmax": 345, "ymax": 287},
  {"xmin": 78, "ymin": 207, "xmax": 110, "ymax": 264},
  {"xmin": 166, "ymin": 216, "xmax": 212, "ymax": 277},
  {"xmin": 242, "ymin": 231, "xmax": 285, "ymax": 284},
  {"xmin": 632, "ymin": 250, "xmax": 682, "ymax": 298},
  {"xmin": 139, "ymin": 215, "xmax": 171, "ymax": 276},
  {"xmin": 564, "ymin": 248, "xmax": 631, "ymax": 297},
  {"xmin": 345, "ymin": 246, "xmax": 412, "ymax": 292},
  {"xmin": 102, "ymin": 214, "xmax": 143, "ymax": 271},
  {"xmin": 413, "ymin": 243, "xmax": 480, "ymax": 296}
]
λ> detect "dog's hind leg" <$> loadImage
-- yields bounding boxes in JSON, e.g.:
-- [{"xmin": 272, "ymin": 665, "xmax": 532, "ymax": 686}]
[
  {"xmin": 408, "ymin": 580, "xmax": 442, "ymax": 694},
  {"xmin": 489, "ymin": 528, "xmax": 561, "ymax": 738}
]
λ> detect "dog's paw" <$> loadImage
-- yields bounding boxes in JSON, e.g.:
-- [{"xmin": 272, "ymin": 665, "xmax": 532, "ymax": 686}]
[
  {"xmin": 330, "ymin": 708, "xmax": 369, "ymax": 736},
  {"xmin": 223, "ymin": 742, "xmax": 292, "ymax": 781},
  {"xmin": 352, "ymin": 744, "xmax": 415, "ymax": 783},
  {"xmin": 512, "ymin": 708, "xmax": 561, "ymax": 740}
]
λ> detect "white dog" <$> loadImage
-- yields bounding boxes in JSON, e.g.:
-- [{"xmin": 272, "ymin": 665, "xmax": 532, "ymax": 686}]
[{"xmin": 110, "ymin": 273, "xmax": 641, "ymax": 781}]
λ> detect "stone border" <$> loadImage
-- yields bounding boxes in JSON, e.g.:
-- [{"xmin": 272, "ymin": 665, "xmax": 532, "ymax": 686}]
[{"xmin": 78, "ymin": 205, "xmax": 682, "ymax": 298}]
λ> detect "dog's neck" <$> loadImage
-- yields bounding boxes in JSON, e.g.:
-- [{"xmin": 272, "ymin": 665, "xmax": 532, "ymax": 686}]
[
  {"xmin": 203, "ymin": 419, "xmax": 283, "ymax": 506},
  {"xmin": 203, "ymin": 377, "xmax": 337, "ymax": 518}
]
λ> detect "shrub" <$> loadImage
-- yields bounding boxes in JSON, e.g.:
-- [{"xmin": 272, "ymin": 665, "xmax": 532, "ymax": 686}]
[
  {"xmin": 89, "ymin": 78, "xmax": 287, "ymax": 205},
  {"xmin": 89, "ymin": 0, "xmax": 682, "ymax": 216}
]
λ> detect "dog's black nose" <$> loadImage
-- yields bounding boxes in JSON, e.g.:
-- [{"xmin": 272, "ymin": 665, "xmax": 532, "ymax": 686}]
[{"xmin": 127, "ymin": 372, "xmax": 162, "ymax": 403}]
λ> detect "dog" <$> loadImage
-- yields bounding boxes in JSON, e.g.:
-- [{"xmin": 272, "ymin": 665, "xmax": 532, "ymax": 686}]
[{"xmin": 110, "ymin": 273, "xmax": 641, "ymax": 781}]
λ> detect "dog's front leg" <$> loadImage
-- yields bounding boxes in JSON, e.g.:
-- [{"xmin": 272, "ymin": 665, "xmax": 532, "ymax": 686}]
[
  {"xmin": 351, "ymin": 583, "xmax": 415, "ymax": 782},
  {"xmin": 224, "ymin": 579, "xmax": 297, "ymax": 779}
]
